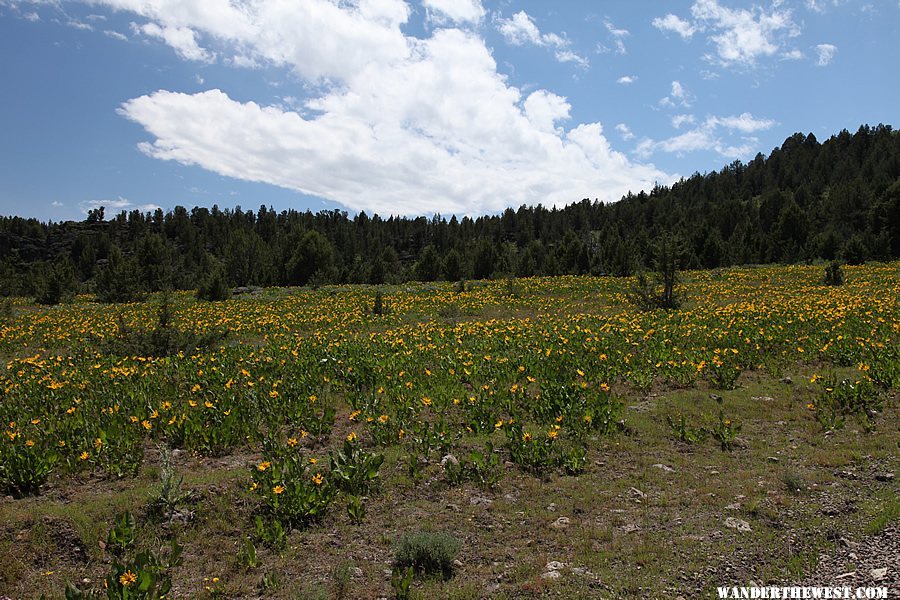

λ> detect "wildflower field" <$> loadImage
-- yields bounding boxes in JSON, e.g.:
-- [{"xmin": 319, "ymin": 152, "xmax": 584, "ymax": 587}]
[{"xmin": 1, "ymin": 263, "xmax": 897, "ymax": 598}]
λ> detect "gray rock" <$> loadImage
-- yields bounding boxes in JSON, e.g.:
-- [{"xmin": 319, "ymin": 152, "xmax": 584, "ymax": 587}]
[
  {"xmin": 551, "ymin": 516, "xmax": 571, "ymax": 529},
  {"xmin": 724, "ymin": 517, "xmax": 752, "ymax": 532}
]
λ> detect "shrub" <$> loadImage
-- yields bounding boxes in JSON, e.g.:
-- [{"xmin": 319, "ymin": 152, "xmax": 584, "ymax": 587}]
[
  {"xmin": 394, "ymin": 530, "xmax": 461, "ymax": 578},
  {"xmin": 628, "ymin": 235, "xmax": 684, "ymax": 311},
  {"xmin": 196, "ymin": 264, "xmax": 231, "ymax": 301},
  {"xmin": 823, "ymin": 260, "xmax": 845, "ymax": 286},
  {"xmin": 373, "ymin": 290, "xmax": 388, "ymax": 315}
]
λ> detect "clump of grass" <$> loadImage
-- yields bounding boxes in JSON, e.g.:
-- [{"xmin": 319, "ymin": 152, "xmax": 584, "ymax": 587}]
[
  {"xmin": 394, "ymin": 530, "xmax": 461, "ymax": 579},
  {"xmin": 781, "ymin": 470, "xmax": 807, "ymax": 495},
  {"xmin": 866, "ymin": 496, "xmax": 900, "ymax": 535},
  {"xmin": 823, "ymin": 260, "xmax": 845, "ymax": 286}
]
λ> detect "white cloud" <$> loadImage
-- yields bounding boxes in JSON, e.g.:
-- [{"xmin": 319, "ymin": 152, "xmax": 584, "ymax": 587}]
[
  {"xmin": 781, "ymin": 48, "xmax": 803, "ymax": 60},
  {"xmin": 497, "ymin": 10, "xmax": 542, "ymax": 45},
  {"xmin": 422, "ymin": 0, "xmax": 484, "ymax": 25},
  {"xmin": 652, "ymin": 0, "xmax": 800, "ymax": 67},
  {"xmin": 615, "ymin": 123, "xmax": 634, "ymax": 141},
  {"xmin": 104, "ymin": 29, "xmax": 127, "ymax": 41},
  {"xmin": 99, "ymin": 0, "xmax": 411, "ymax": 81},
  {"xmin": 617, "ymin": 75, "xmax": 637, "ymax": 85},
  {"xmin": 496, "ymin": 10, "xmax": 588, "ymax": 68},
  {"xmin": 659, "ymin": 80, "xmax": 693, "ymax": 108},
  {"xmin": 604, "ymin": 20, "xmax": 629, "ymax": 54},
  {"xmin": 636, "ymin": 112, "xmax": 775, "ymax": 159},
  {"xmin": 51, "ymin": 200, "xmax": 64, "ymax": 207},
  {"xmin": 815, "ymin": 43, "xmax": 837, "ymax": 66},
  {"xmin": 707, "ymin": 112, "xmax": 776, "ymax": 133},
  {"xmin": 117, "ymin": 26, "xmax": 666, "ymax": 216},
  {"xmin": 671, "ymin": 114, "xmax": 696, "ymax": 128},
  {"xmin": 133, "ymin": 21, "xmax": 214, "ymax": 62},
  {"xmin": 523, "ymin": 90, "xmax": 570, "ymax": 133},
  {"xmin": 79, "ymin": 197, "xmax": 161, "ymax": 215},
  {"xmin": 652, "ymin": 14, "xmax": 696, "ymax": 39}
]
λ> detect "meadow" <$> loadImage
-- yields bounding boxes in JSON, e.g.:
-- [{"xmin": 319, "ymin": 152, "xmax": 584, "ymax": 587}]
[{"xmin": 0, "ymin": 263, "xmax": 897, "ymax": 598}]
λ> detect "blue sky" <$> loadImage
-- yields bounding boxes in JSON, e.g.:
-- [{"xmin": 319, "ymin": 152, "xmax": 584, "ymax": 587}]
[{"xmin": 0, "ymin": 0, "xmax": 897, "ymax": 221}]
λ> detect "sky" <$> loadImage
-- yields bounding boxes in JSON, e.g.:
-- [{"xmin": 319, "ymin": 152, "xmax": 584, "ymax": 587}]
[{"xmin": 0, "ymin": 0, "xmax": 897, "ymax": 222}]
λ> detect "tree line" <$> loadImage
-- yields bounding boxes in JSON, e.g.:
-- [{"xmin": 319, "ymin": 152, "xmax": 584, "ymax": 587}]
[{"xmin": 1, "ymin": 124, "xmax": 898, "ymax": 303}]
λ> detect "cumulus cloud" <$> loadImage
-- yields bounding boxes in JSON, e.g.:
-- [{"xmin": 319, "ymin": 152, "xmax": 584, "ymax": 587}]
[
  {"xmin": 636, "ymin": 111, "xmax": 776, "ymax": 160},
  {"xmin": 111, "ymin": 14, "xmax": 665, "ymax": 217},
  {"xmin": 615, "ymin": 123, "xmax": 634, "ymax": 141},
  {"xmin": 496, "ymin": 10, "xmax": 589, "ymax": 68},
  {"xmin": 617, "ymin": 75, "xmax": 637, "ymax": 85},
  {"xmin": 815, "ymin": 43, "xmax": 837, "ymax": 66},
  {"xmin": 422, "ymin": 0, "xmax": 484, "ymax": 25},
  {"xmin": 133, "ymin": 21, "xmax": 214, "ymax": 62},
  {"xmin": 652, "ymin": 0, "xmax": 800, "ymax": 67},
  {"xmin": 652, "ymin": 14, "xmax": 696, "ymax": 39}
]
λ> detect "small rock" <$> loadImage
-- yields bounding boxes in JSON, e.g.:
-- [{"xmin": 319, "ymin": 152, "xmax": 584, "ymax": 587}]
[
  {"xmin": 446, "ymin": 503, "xmax": 459, "ymax": 512},
  {"xmin": 453, "ymin": 559, "xmax": 463, "ymax": 568},
  {"xmin": 620, "ymin": 523, "xmax": 640, "ymax": 533},
  {"xmin": 724, "ymin": 517, "xmax": 752, "ymax": 532},
  {"xmin": 874, "ymin": 472, "xmax": 894, "ymax": 482},
  {"xmin": 838, "ymin": 537, "xmax": 857, "ymax": 548},
  {"xmin": 766, "ymin": 456, "xmax": 779, "ymax": 463},
  {"xmin": 781, "ymin": 376, "xmax": 793, "ymax": 384},
  {"xmin": 752, "ymin": 396, "xmax": 774, "ymax": 402},
  {"xmin": 870, "ymin": 568, "xmax": 887, "ymax": 581},
  {"xmin": 628, "ymin": 487, "xmax": 647, "ymax": 499},
  {"xmin": 551, "ymin": 516, "xmax": 570, "ymax": 529},
  {"xmin": 710, "ymin": 393, "xmax": 723, "ymax": 403},
  {"xmin": 545, "ymin": 561, "xmax": 566, "ymax": 571},
  {"xmin": 652, "ymin": 463, "xmax": 675, "ymax": 473},
  {"xmin": 541, "ymin": 570, "xmax": 561, "ymax": 580},
  {"xmin": 81, "ymin": 578, "xmax": 91, "ymax": 585},
  {"xmin": 547, "ymin": 503, "xmax": 557, "ymax": 512},
  {"xmin": 441, "ymin": 454, "xmax": 459, "ymax": 468},
  {"xmin": 725, "ymin": 502, "xmax": 741, "ymax": 511}
]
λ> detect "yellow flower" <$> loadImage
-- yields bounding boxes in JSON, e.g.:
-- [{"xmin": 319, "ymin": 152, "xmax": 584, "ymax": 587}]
[
  {"xmin": 287, "ymin": 437, "xmax": 299, "ymax": 447},
  {"xmin": 378, "ymin": 414, "xmax": 389, "ymax": 424},
  {"xmin": 308, "ymin": 394, "xmax": 317, "ymax": 403},
  {"xmin": 257, "ymin": 461, "xmax": 271, "ymax": 471},
  {"xmin": 346, "ymin": 432, "xmax": 358, "ymax": 442},
  {"xmin": 807, "ymin": 403, "xmax": 816, "ymax": 411},
  {"xmin": 600, "ymin": 382, "xmax": 610, "ymax": 392},
  {"xmin": 272, "ymin": 485, "xmax": 285, "ymax": 495},
  {"xmin": 522, "ymin": 432, "xmax": 532, "ymax": 442},
  {"xmin": 191, "ymin": 384, "xmax": 201, "ymax": 393},
  {"xmin": 120, "ymin": 570, "xmax": 137, "ymax": 587},
  {"xmin": 547, "ymin": 429, "xmax": 558, "ymax": 440},
  {"xmin": 80, "ymin": 451, "xmax": 90, "ymax": 460},
  {"xmin": 311, "ymin": 473, "xmax": 324, "ymax": 486},
  {"xmin": 495, "ymin": 419, "xmax": 503, "ymax": 429},
  {"xmin": 25, "ymin": 439, "xmax": 34, "ymax": 447},
  {"xmin": 93, "ymin": 438, "xmax": 103, "ymax": 449},
  {"xmin": 421, "ymin": 396, "xmax": 432, "ymax": 407}
]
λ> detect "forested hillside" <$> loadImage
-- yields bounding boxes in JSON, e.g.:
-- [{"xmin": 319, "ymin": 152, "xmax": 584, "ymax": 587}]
[{"xmin": 2, "ymin": 123, "xmax": 898, "ymax": 300}]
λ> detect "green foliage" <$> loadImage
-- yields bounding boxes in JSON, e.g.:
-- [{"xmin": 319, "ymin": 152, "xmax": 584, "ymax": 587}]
[
  {"xmin": 146, "ymin": 446, "xmax": 189, "ymax": 521},
  {"xmin": 95, "ymin": 246, "xmax": 145, "ymax": 304},
  {"xmin": 394, "ymin": 530, "xmax": 461, "ymax": 579},
  {"xmin": 823, "ymin": 260, "xmax": 845, "ymax": 286},
  {"xmin": 329, "ymin": 438, "xmax": 385, "ymax": 496},
  {"xmin": 65, "ymin": 513, "xmax": 183, "ymax": 599},
  {"xmin": 666, "ymin": 413, "xmax": 707, "ymax": 444},
  {"xmin": 811, "ymin": 375, "xmax": 884, "ymax": 432},
  {"xmin": 34, "ymin": 259, "xmax": 78, "ymax": 305},
  {"xmin": 100, "ymin": 293, "xmax": 227, "ymax": 357},
  {"xmin": 196, "ymin": 262, "xmax": 231, "ymax": 301},
  {"xmin": 372, "ymin": 290, "xmax": 388, "ymax": 315},
  {"xmin": 0, "ymin": 429, "xmax": 58, "ymax": 497},
  {"xmin": 443, "ymin": 442, "xmax": 501, "ymax": 489},
  {"xmin": 391, "ymin": 566, "xmax": 414, "ymax": 600},
  {"xmin": 628, "ymin": 235, "xmax": 684, "ymax": 311}
]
